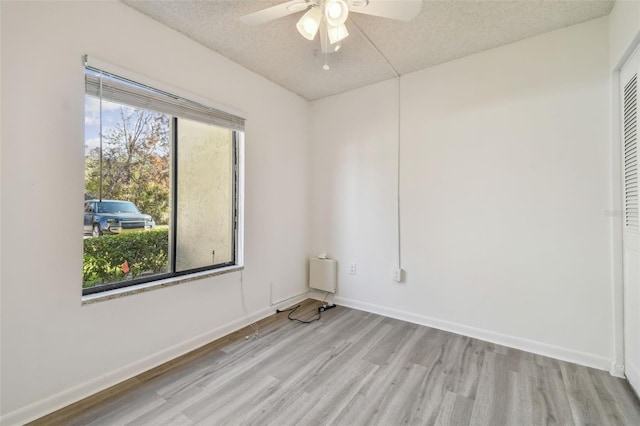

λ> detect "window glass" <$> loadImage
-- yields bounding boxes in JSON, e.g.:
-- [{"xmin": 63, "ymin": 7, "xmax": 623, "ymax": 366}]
[
  {"xmin": 176, "ymin": 119, "xmax": 235, "ymax": 271},
  {"xmin": 83, "ymin": 97, "xmax": 171, "ymax": 290},
  {"xmin": 83, "ymin": 68, "xmax": 241, "ymax": 295}
]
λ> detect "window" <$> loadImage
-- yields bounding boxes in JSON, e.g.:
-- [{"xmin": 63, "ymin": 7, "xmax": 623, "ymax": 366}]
[{"xmin": 83, "ymin": 59, "xmax": 243, "ymax": 295}]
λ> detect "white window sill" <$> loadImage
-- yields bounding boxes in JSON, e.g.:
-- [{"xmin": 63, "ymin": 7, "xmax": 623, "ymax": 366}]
[{"xmin": 81, "ymin": 265, "xmax": 244, "ymax": 305}]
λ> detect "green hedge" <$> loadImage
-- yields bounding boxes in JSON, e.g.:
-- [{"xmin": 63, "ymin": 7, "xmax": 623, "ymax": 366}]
[{"xmin": 83, "ymin": 229, "xmax": 169, "ymax": 288}]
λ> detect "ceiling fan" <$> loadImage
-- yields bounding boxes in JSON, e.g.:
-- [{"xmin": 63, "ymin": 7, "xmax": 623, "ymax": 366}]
[{"xmin": 240, "ymin": 0, "xmax": 422, "ymax": 54}]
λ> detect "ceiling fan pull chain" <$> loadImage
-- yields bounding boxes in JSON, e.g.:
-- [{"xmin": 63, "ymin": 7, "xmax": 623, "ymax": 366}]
[{"xmin": 323, "ymin": 50, "xmax": 330, "ymax": 71}]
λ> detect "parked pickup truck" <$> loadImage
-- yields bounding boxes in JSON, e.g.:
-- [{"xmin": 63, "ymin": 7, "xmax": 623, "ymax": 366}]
[{"xmin": 84, "ymin": 199, "xmax": 155, "ymax": 237}]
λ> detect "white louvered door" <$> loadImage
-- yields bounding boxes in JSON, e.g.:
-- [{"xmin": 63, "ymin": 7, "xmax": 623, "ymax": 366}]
[
  {"xmin": 624, "ymin": 74, "xmax": 639, "ymax": 230},
  {"xmin": 621, "ymin": 48, "xmax": 640, "ymax": 394}
]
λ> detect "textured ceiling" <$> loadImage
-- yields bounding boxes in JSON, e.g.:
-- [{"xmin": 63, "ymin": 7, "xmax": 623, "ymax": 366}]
[{"xmin": 121, "ymin": 0, "xmax": 614, "ymax": 101}]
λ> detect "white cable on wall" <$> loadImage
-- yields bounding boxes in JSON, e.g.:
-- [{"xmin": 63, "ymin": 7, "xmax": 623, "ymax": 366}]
[
  {"xmin": 350, "ymin": 19, "xmax": 403, "ymax": 270},
  {"xmin": 396, "ymin": 77, "xmax": 402, "ymax": 269}
]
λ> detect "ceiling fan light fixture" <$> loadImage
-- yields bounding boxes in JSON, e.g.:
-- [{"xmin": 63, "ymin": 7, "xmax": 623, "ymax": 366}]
[
  {"xmin": 296, "ymin": 6, "xmax": 322, "ymax": 40},
  {"xmin": 327, "ymin": 23, "xmax": 349, "ymax": 44},
  {"xmin": 324, "ymin": 0, "xmax": 349, "ymax": 27}
]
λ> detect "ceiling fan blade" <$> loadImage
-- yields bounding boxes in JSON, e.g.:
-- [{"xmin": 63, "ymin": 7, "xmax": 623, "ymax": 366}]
[
  {"xmin": 240, "ymin": 1, "xmax": 310, "ymax": 26},
  {"xmin": 348, "ymin": 0, "xmax": 422, "ymax": 22}
]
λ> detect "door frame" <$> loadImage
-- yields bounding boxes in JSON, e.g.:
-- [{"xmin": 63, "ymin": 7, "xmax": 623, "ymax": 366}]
[{"xmin": 611, "ymin": 35, "xmax": 640, "ymax": 383}]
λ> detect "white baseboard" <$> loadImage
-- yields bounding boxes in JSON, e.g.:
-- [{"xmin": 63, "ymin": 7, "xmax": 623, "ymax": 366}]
[
  {"xmin": 0, "ymin": 293, "xmax": 309, "ymax": 426},
  {"xmin": 627, "ymin": 362, "xmax": 640, "ymax": 400},
  {"xmin": 610, "ymin": 361, "xmax": 626, "ymax": 378},
  {"xmin": 332, "ymin": 296, "xmax": 611, "ymax": 372}
]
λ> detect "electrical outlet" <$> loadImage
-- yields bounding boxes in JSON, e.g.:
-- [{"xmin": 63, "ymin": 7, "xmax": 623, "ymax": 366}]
[
  {"xmin": 393, "ymin": 267, "xmax": 404, "ymax": 283},
  {"xmin": 348, "ymin": 263, "xmax": 357, "ymax": 275}
]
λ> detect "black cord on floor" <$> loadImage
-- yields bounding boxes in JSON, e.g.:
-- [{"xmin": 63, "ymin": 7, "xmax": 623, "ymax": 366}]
[{"xmin": 276, "ymin": 304, "xmax": 321, "ymax": 324}]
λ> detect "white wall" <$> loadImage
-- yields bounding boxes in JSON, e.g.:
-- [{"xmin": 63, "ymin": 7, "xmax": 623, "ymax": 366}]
[
  {"xmin": 311, "ymin": 17, "xmax": 613, "ymax": 369},
  {"xmin": 0, "ymin": 1, "xmax": 310, "ymax": 424}
]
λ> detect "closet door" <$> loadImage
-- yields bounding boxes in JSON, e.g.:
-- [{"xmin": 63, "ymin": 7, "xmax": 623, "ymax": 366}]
[{"xmin": 621, "ymin": 48, "xmax": 640, "ymax": 394}]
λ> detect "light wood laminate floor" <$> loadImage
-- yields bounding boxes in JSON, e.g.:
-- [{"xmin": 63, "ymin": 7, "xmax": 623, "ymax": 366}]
[{"xmin": 32, "ymin": 299, "xmax": 640, "ymax": 425}]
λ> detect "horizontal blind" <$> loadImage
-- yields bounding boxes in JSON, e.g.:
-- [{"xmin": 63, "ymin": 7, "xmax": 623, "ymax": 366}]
[
  {"xmin": 85, "ymin": 68, "xmax": 245, "ymax": 131},
  {"xmin": 624, "ymin": 74, "xmax": 638, "ymax": 230}
]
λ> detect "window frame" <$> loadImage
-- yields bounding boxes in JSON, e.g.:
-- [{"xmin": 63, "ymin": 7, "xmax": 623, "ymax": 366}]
[{"xmin": 82, "ymin": 56, "xmax": 245, "ymax": 297}]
